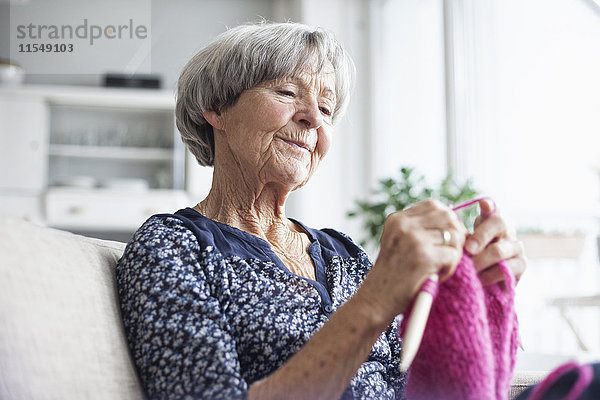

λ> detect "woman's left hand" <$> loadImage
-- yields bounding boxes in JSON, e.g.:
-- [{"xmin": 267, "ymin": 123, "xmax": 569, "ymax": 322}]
[{"xmin": 464, "ymin": 198, "xmax": 527, "ymax": 286}]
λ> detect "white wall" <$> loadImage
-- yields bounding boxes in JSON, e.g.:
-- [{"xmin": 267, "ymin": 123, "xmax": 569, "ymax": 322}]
[
  {"xmin": 1, "ymin": 0, "xmax": 275, "ymax": 88},
  {"xmin": 149, "ymin": 0, "xmax": 274, "ymax": 90}
]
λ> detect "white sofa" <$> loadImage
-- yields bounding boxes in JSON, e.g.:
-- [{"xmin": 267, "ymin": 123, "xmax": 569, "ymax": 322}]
[
  {"xmin": 0, "ymin": 214, "xmax": 543, "ymax": 399},
  {"xmin": 0, "ymin": 214, "xmax": 143, "ymax": 399}
]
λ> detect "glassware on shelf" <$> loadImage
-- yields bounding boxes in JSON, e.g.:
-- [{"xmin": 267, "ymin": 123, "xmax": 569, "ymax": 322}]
[
  {"xmin": 54, "ymin": 176, "xmax": 98, "ymax": 188},
  {"xmin": 81, "ymin": 126, "xmax": 99, "ymax": 146},
  {"xmin": 154, "ymin": 168, "xmax": 171, "ymax": 189},
  {"xmin": 100, "ymin": 178, "xmax": 150, "ymax": 191}
]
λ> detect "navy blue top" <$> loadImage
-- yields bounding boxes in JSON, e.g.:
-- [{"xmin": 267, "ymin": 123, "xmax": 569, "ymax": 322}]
[{"xmin": 116, "ymin": 208, "xmax": 405, "ymax": 399}]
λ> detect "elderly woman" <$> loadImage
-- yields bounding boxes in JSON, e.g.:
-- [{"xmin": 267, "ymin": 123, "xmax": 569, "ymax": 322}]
[{"xmin": 116, "ymin": 21, "xmax": 526, "ymax": 399}]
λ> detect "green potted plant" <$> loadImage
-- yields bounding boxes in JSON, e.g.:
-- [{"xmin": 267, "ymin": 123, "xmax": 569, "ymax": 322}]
[{"xmin": 348, "ymin": 167, "xmax": 479, "ymax": 248}]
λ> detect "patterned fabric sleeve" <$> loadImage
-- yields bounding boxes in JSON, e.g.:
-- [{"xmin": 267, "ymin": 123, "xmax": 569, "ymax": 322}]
[
  {"xmin": 116, "ymin": 216, "xmax": 248, "ymax": 400},
  {"xmin": 385, "ymin": 318, "xmax": 407, "ymax": 399}
]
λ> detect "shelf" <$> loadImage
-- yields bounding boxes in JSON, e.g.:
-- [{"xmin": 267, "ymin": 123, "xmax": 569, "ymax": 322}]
[
  {"xmin": 48, "ymin": 144, "xmax": 173, "ymax": 161},
  {"xmin": 0, "ymin": 84, "xmax": 196, "ymax": 232},
  {"xmin": 0, "ymin": 84, "xmax": 175, "ymax": 110}
]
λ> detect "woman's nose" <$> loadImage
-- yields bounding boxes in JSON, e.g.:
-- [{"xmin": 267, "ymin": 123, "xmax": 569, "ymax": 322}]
[{"xmin": 293, "ymin": 98, "xmax": 323, "ymax": 130}]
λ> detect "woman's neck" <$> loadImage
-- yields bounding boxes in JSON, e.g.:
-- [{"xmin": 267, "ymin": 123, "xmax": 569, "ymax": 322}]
[
  {"xmin": 196, "ymin": 164, "xmax": 315, "ymax": 280},
  {"xmin": 195, "ymin": 166, "xmax": 298, "ymax": 244}
]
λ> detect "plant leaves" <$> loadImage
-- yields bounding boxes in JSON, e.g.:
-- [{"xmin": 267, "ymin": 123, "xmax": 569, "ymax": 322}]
[{"xmin": 348, "ymin": 166, "xmax": 480, "ymax": 247}]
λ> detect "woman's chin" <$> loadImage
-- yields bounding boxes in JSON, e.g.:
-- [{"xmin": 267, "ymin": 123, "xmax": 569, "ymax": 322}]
[{"xmin": 268, "ymin": 167, "xmax": 312, "ymax": 191}]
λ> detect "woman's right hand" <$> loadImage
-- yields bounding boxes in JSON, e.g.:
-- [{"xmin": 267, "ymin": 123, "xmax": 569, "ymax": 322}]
[
  {"xmin": 357, "ymin": 199, "xmax": 467, "ymax": 325},
  {"xmin": 250, "ymin": 199, "xmax": 465, "ymax": 400}
]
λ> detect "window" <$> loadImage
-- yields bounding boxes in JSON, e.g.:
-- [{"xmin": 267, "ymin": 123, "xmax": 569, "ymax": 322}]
[{"xmin": 374, "ymin": 0, "xmax": 600, "ymax": 361}]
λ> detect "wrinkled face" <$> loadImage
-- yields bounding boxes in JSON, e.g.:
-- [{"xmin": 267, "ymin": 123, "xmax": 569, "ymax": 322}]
[{"xmin": 215, "ymin": 65, "xmax": 336, "ymax": 192}]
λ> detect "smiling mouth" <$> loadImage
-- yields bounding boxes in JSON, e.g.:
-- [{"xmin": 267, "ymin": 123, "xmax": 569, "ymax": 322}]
[{"xmin": 278, "ymin": 137, "xmax": 312, "ymax": 152}]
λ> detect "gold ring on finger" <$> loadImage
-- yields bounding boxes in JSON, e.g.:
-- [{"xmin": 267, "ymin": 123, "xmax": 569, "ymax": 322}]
[{"xmin": 441, "ymin": 229, "xmax": 452, "ymax": 246}]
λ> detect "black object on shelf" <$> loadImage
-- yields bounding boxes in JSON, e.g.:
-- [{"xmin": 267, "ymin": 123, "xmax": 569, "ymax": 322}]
[{"xmin": 103, "ymin": 73, "xmax": 161, "ymax": 89}]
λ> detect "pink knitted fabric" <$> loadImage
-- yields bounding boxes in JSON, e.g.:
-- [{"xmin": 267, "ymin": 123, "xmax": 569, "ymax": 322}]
[{"xmin": 399, "ymin": 254, "xmax": 519, "ymax": 400}]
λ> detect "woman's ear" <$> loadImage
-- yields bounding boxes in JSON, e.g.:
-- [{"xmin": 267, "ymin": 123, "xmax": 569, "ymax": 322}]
[{"xmin": 203, "ymin": 110, "xmax": 224, "ymax": 131}]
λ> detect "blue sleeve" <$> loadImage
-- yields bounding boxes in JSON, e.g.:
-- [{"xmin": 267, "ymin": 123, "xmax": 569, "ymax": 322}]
[
  {"xmin": 385, "ymin": 319, "xmax": 407, "ymax": 398},
  {"xmin": 116, "ymin": 216, "xmax": 247, "ymax": 400}
]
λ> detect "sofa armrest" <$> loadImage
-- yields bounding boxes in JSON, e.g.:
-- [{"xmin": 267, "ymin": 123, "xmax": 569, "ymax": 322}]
[
  {"xmin": 510, "ymin": 370, "xmax": 548, "ymax": 399},
  {"xmin": 0, "ymin": 214, "xmax": 143, "ymax": 399}
]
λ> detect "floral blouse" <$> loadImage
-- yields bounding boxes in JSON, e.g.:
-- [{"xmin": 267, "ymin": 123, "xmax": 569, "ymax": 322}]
[{"xmin": 116, "ymin": 208, "xmax": 405, "ymax": 399}]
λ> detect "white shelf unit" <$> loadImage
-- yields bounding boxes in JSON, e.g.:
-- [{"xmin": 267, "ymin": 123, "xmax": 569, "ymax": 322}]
[
  {"xmin": 48, "ymin": 101, "xmax": 184, "ymax": 191},
  {"xmin": 0, "ymin": 84, "xmax": 194, "ymax": 237},
  {"xmin": 48, "ymin": 145, "xmax": 174, "ymax": 161}
]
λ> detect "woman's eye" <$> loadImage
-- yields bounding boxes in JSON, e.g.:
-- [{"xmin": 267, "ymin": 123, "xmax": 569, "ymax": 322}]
[
  {"xmin": 319, "ymin": 106, "xmax": 332, "ymax": 117},
  {"xmin": 278, "ymin": 90, "xmax": 296, "ymax": 97}
]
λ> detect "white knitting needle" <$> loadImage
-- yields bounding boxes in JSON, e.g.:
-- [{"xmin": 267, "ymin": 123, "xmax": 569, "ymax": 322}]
[{"xmin": 399, "ymin": 273, "xmax": 439, "ymax": 372}]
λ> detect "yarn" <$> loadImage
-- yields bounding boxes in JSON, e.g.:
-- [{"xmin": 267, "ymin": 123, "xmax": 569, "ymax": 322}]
[
  {"xmin": 398, "ymin": 198, "xmax": 519, "ymax": 400},
  {"xmin": 419, "ymin": 276, "xmax": 439, "ymax": 298}
]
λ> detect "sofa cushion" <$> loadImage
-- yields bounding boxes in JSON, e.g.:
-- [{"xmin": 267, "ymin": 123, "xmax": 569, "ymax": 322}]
[
  {"xmin": 509, "ymin": 370, "xmax": 549, "ymax": 399},
  {"xmin": 0, "ymin": 214, "xmax": 144, "ymax": 399}
]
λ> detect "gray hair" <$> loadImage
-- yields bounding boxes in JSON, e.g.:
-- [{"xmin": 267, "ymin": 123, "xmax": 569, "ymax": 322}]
[{"xmin": 176, "ymin": 21, "xmax": 355, "ymax": 166}]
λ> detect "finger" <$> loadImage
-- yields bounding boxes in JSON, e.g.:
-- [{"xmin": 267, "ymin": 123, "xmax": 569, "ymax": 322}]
[
  {"xmin": 401, "ymin": 201, "xmax": 467, "ymax": 242},
  {"xmin": 478, "ymin": 264, "xmax": 507, "ymax": 286},
  {"xmin": 381, "ymin": 207, "xmax": 465, "ymax": 251},
  {"xmin": 478, "ymin": 256, "xmax": 527, "ymax": 286},
  {"xmin": 473, "ymin": 217, "xmax": 517, "ymax": 240},
  {"xmin": 416, "ymin": 208, "xmax": 466, "ymax": 232},
  {"xmin": 502, "ymin": 249, "xmax": 527, "ymax": 284},
  {"xmin": 473, "ymin": 214, "xmax": 484, "ymax": 229},
  {"xmin": 508, "ymin": 255, "xmax": 527, "ymax": 283},
  {"xmin": 471, "ymin": 239, "xmax": 524, "ymax": 273},
  {"xmin": 403, "ymin": 244, "xmax": 462, "ymax": 288},
  {"xmin": 403, "ymin": 199, "xmax": 447, "ymax": 216},
  {"xmin": 425, "ymin": 227, "xmax": 466, "ymax": 249},
  {"xmin": 432, "ymin": 245, "xmax": 463, "ymax": 282},
  {"xmin": 478, "ymin": 198, "xmax": 496, "ymax": 217},
  {"xmin": 472, "ymin": 198, "xmax": 493, "ymax": 229},
  {"xmin": 465, "ymin": 214, "xmax": 507, "ymax": 255}
]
